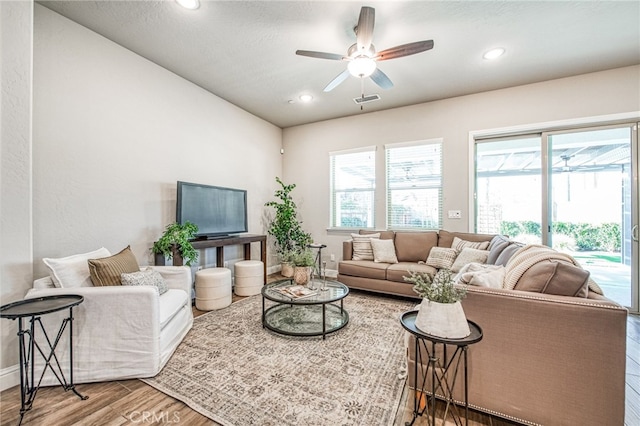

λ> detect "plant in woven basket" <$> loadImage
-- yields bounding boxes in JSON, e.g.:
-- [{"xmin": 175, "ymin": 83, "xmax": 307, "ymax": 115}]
[{"xmin": 404, "ymin": 269, "xmax": 466, "ymax": 303}]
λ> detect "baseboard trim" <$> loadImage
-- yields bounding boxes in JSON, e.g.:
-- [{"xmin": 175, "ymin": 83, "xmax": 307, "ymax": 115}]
[{"xmin": 1, "ymin": 364, "xmax": 19, "ymax": 391}]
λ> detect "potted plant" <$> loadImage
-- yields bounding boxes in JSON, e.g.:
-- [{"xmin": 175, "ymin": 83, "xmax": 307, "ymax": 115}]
[
  {"xmin": 152, "ymin": 221, "xmax": 199, "ymax": 266},
  {"xmin": 291, "ymin": 248, "xmax": 315, "ymax": 285},
  {"xmin": 264, "ymin": 177, "xmax": 313, "ymax": 276},
  {"xmin": 403, "ymin": 269, "xmax": 470, "ymax": 338}
]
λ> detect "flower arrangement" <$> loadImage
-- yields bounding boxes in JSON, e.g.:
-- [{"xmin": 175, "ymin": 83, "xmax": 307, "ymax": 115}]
[{"xmin": 404, "ymin": 269, "xmax": 466, "ymax": 303}]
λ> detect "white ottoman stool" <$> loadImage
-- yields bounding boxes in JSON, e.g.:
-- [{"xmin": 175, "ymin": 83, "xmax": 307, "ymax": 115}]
[
  {"xmin": 234, "ymin": 260, "xmax": 264, "ymax": 296},
  {"xmin": 195, "ymin": 268, "xmax": 232, "ymax": 311}
]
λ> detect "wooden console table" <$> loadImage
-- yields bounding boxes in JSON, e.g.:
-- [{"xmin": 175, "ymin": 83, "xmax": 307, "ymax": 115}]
[{"xmin": 155, "ymin": 234, "xmax": 267, "ymax": 284}]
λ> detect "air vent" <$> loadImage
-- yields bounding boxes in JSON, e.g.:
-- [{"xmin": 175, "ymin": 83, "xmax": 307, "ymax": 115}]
[{"xmin": 353, "ymin": 94, "xmax": 381, "ymax": 105}]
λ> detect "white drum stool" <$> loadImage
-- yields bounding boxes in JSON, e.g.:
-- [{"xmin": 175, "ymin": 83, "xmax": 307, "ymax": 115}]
[
  {"xmin": 194, "ymin": 268, "xmax": 232, "ymax": 311},
  {"xmin": 234, "ymin": 260, "xmax": 264, "ymax": 296}
]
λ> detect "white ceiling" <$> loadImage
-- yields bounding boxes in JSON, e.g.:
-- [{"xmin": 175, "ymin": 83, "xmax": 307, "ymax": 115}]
[{"xmin": 38, "ymin": 1, "xmax": 640, "ymax": 128}]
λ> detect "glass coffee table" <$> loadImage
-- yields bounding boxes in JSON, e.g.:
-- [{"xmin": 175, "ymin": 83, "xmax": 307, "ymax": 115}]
[{"xmin": 261, "ymin": 279, "xmax": 349, "ymax": 340}]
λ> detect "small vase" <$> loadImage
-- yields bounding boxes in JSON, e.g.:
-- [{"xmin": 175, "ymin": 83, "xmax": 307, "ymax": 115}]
[
  {"xmin": 281, "ymin": 262, "xmax": 294, "ymax": 278},
  {"xmin": 293, "ymin": 266, "xmax": 310, "ymax": 285},
  {"xmin": 415, "ymin": 299, "xmax": 470, "ymax": 339}
]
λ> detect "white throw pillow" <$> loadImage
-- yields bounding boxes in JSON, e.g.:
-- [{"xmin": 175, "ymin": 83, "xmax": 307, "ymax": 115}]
[
  {"xmin": 43, "ymin": 247, "xmax": 111, "ymax": 288},
  {"xmin": 370, "ymin": 238, "xmax": 398, "ymax": 264},
  {"xmin": 121, "ymin": 268, "xmax": 168, "ymax": 295},
  {"xmin": 450, "ymin": 248, "xmax": 489, "ymax": 273},
  {"xmin": 351, "ymin": 233, "xmax": 380, "ymax": 261},
  {"xmin": 425, "ymin": 247, "xmax": 458, "ymax": 269}
]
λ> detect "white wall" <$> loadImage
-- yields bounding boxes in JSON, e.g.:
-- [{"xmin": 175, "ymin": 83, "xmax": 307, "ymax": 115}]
[
  {"xmin": 0, "ymin": 0, "xmax": 33, "ymax": 382},
  {"xmin": 282, "ymin": 66, "xmax": 640, "ymax": 273},
  {"xmin": 32, "ymin": 5, "xmax": 282, "ymax": 280}
]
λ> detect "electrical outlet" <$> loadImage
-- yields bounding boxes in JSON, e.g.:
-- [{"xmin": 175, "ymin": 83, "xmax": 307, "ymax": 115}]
[
  {"xmin": 223, "ymin": 261, "xmax": 229, "ymax": 268},
  {"xmin": 330, "ymin": 254, "xmax": 335, "ymax": 262},
  {"xmin": 448, "ymin": 210, "xmax": 462, "ymax": 219},
  {"xmin": 197, "ymin": 266, "xmax": 203, "ymax": 271}
]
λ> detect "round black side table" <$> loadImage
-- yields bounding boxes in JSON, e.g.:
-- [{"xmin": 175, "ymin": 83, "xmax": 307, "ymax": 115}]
[
  {"xmin": 400, "ymin": 310, "xmax": 483, "ymax": 426},
  {"xmin": 1, "ymin": 295, "xmax": 88, "ymax": 425}
]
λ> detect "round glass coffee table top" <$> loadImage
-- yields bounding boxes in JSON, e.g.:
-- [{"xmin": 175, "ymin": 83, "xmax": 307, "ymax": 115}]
[{"xmin": 261, "ymin": 279, "xmax": 349, "ymax": 338}]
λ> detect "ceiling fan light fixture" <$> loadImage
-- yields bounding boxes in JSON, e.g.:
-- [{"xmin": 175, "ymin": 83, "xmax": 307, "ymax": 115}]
[
  {"xmin": 483, "ymin": 47, "xmax": 505, "ymax": 60},
  {"xmin": 348, "ymin": 57, "xmax": 377, "ymax": 78},
  {"xmin": 175, "ymin": 0, "xmax": 200, "ymax": 10}
]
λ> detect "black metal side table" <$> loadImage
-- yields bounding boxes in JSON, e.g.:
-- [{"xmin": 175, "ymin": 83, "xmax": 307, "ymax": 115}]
[
  {"xmin": 1, "ymin": 295, "xmax": 88, "ymax": 425},
  {"xmin": 400, "ymin": 310, "xmax": 483, "ymax": 426}
]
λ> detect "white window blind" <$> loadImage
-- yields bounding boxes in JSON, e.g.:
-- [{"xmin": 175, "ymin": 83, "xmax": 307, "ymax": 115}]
[
  {"xmin": 330, "ymin": 148, "xmax": 376, "ymax": 228},
  {"xmin": 386, "ymin": 140, "xmax": 442, "ymax": 229}
]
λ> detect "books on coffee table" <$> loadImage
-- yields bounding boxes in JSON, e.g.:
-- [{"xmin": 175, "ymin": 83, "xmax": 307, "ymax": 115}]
[{"xmin": 276, "ymin": 285, "xmax": 318, "ymax": 299}]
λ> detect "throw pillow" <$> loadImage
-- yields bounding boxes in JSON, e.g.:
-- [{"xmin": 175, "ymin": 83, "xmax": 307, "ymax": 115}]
[
  {"xmin": 88, "ymin": 246, "xmax": 140, "ymax": 286},
  {"xmin": 43, "ymin": 247, "xmax": 111, "ymax": 288},
  {"xmin": 514, "ymin": 260, "xmax": 590, "ymax": 297},
  {"xmin": 486, "ymin": 235, "xmax": 511, "ymax": 265},
  {"xmin": 370, "ymin": 238, "xmax": 398, "ymax": 264},
  {"xmin": 425, "ymin": 247, "xmax": 458, "ymax": 269},
  {"xmin": 121, "ymin": 268, "xmax": 169, "ymax": 295},
  {"xmin": 351, "ymin": 233, "xmax": 380, "ymax": 261},
  {"xmin": 450, "ymin": 248, "xmax": 489, "ymax": 273},
  {"xmin": 494, "ymin": 242, "xmax": 524, "ymax": 267},
  {"xmin": 451, "ymin": 236, "xmax": 490, "ymax": 251}
]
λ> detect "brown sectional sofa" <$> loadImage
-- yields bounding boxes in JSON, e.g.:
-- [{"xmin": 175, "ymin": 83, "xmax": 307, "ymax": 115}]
[{"xmin": 338, "ymin": 229, "xmax": 627, "ymax": 426}]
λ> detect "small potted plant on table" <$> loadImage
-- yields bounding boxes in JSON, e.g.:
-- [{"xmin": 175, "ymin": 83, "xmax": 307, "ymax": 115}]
[
  {"xmin": 291, "ymin": 248, "xmax": 315, "ymax": 285},
  {"xmin": 152, "ymin": 221, "xmax": 199, "ymax": 266},
  {"xmin": 404, "ymin": 269, "xmax": 470, "ymax": 338}
]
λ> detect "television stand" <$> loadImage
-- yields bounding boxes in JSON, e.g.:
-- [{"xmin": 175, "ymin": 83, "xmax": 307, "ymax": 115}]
[{"xmin": 155, "ymin": 234, "xmax": 267, "ymax": 284}]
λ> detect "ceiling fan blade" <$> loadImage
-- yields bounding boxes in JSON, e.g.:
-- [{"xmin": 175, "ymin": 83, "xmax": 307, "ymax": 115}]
[
  {"xmin": 370, "ymin": 68, "xmax": 393, "ymax": 90},
  {"xmin": 375, "ymin": 40, "xmax": 434, "ymax": 61},
  {"xmin": 296, "ymin": 50, "xmax": 345, "ymax": 61},
  {"xmin": 323, "ymin": 69, "xmax": 351, "ymax": 92},
  {"xmin": 356, "ymin": 6, "xmax": 375, "ymax": 52}
]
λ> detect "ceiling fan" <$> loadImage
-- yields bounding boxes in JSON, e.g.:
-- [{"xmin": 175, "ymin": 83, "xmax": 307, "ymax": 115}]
[{"xmin": 296, "ymin": 6, "xmax": 434, "ymax": 93}]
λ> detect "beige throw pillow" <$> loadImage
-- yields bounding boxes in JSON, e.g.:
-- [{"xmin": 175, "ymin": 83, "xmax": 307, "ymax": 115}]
[
  {"xmin": 121, "ymin": 268, "xmax": 169, "ymax": 295},
  {"xmin": 425, "ymin": 247, "xmax": 458, "ymax": 269},
  {"xmin": 370, "ymin": 238, "xmax": 398, "ymax": 263},
  {"xmin": 451, "ymin": 247, "xmax": 489, "ymax": 273},
  {"xmin": 451, "ymin": 236, "xmax": 490, "ymax": 251},
  {"xmin": 351, "ymin": 233, "xmax": 380, "ymax": 261},
  {"xmin": 88, "ymin": 246, "xmax": 140, "ymax": 286}
]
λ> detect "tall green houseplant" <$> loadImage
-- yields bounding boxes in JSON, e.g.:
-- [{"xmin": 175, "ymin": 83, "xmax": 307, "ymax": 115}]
[{"xmin": 264, "ymin": 177, "xmax": 312, "ymax": 260}]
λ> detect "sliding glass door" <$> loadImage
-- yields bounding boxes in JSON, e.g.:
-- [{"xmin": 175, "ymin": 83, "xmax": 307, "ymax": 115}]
[{"xmin": 475, "ymin": 123, "xmax": 638, "ymax": 312}]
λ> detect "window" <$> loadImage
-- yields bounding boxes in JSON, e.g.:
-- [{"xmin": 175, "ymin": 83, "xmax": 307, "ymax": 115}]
[
  {"xmin": 330, "ymin": 147, "xmax": 376, "ymax": 228},
  {"xmin": 386, "ymin": 140, "xmax": 442, "ymax": 229}
]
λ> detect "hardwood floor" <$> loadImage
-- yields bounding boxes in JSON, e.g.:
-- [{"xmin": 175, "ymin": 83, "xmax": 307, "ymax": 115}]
[{"xmin": 1, "ymin": 280, "xmax": 638, "ymax": 425}]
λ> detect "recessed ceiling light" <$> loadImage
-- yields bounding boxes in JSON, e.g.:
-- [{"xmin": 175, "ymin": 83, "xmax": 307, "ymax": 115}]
[
  {"xmin": 299, "ymin": 94, "xmax": 313, "ymax": 103},
  {"xmin": 483, "ymin": 47, "xmax": 505, "ymax": 60},
  {"xmin": 176, "ymin": 0, "xmax": 200, "ymax": 10}
]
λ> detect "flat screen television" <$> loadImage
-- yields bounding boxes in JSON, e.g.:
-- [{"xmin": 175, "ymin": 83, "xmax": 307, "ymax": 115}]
[{"xmin": 176, "ymin": 181, "xmax": 248, "ymax": 239}]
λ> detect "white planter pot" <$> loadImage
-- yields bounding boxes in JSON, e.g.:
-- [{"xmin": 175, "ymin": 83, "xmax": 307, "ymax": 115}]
[
  {"xmin": 415, "ymin": 299, "xmax": 471, "ymax": 339},
  {"xmin": 281, "ymin": 262, "xmax": 294, "ymax": 278}
]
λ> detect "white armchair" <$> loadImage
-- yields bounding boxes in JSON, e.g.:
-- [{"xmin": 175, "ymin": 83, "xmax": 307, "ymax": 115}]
[{"xmin": 25, "ymin": 266, "xmax": 193, "ymax": 385}]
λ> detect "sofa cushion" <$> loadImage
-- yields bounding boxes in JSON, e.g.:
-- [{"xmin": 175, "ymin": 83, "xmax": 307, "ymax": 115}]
[
  {"xmin": 487, "ymin": 235, "xmax": 512, "ymax": 264},
  {"xmin": 359, "ymin": 229, "xmax": 395, "ymax": 240},
  {"xmin": 451, "ymin": 248, "xmax": 489, "ymax": 273},
  {"xmin": 514, "ymin": 260, "xmax": 590, "ymax": 297},
  {"xmin": 370, "ymin": 239, "xmax": 398, "ymax": 263},
  {"xmin": 387, "ymin": 262, "xmax": 437, "ymax": 284},
  {"xmin": 121, "ymin": 268, "xmax": 169, "ymax": 295},
  {"xmin": 88, "ymin": 246, "xmax": 140, "ymax": 287},
  {"xmin": 394, "ymin": 231, "xmax": 438, "ymax": 262},
  {"xmin": 425, "ymin": 247, "xmax": 458, "ymax": 269},
  {"xmin": 43, "ymin": 247, "xmax": 112, "ymax": 288},
  {"xmin": 351, "ymin": 233, "xmax": 380, "ymax": 261},
  {"xmin": 338, "ymin": 260, "xmax": 389, "ymax": 280},
  {"xmin": 159, "ymin": 288, "xmax": 190, "ymax": 329},
  {"xmin": 451, "ymin": 236, "xmax": 490, "ymax": 251},
  {"xmin": 438, "ymin": 230, "xmax": 494, "ymax": 248}
]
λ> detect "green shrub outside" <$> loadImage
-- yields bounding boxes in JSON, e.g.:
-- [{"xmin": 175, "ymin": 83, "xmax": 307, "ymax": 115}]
[{"xmin": 499, "ymin": 221, "xmax": 621, "ymax": 252}]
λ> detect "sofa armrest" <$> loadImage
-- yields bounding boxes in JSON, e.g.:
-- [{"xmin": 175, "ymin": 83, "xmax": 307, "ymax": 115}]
[
  {"xmin": 24, "ymin": 285, "xmax": 161, "ymax": 383},
  {"xmin": 343, "ymin": 240, "xmax": 353, "ymax": 261},
  {"xmin": 148, "ymin": 265, "xmax": 192, "ymax": 295}
]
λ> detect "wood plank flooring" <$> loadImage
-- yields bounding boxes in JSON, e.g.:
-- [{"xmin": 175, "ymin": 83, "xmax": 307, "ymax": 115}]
[{"xmin": 1, "ymin": 279, "xmax": 638, "ymax": 425}]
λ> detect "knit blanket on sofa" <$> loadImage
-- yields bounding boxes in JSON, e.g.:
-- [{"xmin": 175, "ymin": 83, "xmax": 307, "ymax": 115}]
[{"xmin": 504, "ymin": 244, "xmax": 603, "ymax": 295}]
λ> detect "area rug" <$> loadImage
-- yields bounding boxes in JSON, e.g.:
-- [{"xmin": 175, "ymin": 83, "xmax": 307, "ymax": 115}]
[{"xmin": 142, "ymin": 291, "xmax": 415, "ymax": 426}]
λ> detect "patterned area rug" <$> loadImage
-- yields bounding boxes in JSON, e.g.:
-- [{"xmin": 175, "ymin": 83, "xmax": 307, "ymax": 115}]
[{"xmin": 142, "ymin": 291, "xmax": 415, "ymax": 426}]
